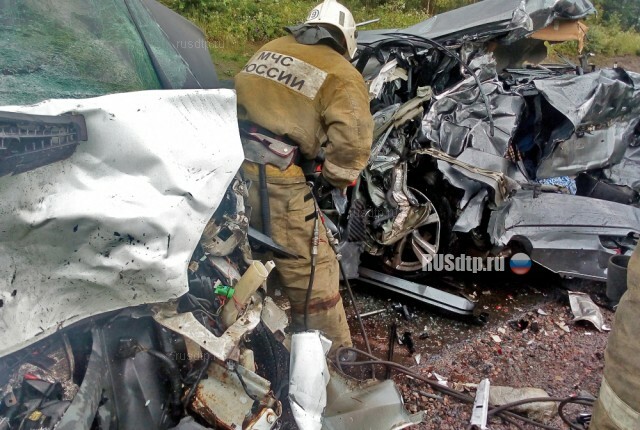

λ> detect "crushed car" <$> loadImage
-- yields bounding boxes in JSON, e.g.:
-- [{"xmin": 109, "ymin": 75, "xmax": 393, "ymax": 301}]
[{"xmin": 322, "ymin": 0, "xmax": 640, "ymax": 311}]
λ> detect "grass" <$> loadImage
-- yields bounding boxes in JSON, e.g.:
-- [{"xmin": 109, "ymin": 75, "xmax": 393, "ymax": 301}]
[
  {"xmin": 161, "ymin": 0, "xmax": 640, "ymax": 77},
  {"xmin": 162, "ymin": 0, "xmax": 428, "ymax": 77}
]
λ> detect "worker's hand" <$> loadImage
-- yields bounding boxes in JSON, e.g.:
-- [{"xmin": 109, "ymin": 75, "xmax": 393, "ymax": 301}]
[{"xmin": 312, "ymin": 172, "xmax": 334, "ymax": 201}]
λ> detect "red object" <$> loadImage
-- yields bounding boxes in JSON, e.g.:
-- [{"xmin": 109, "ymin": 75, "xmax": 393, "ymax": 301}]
[{"xmin": 23, "ymin": 373, "xmax": 39, "ymax": 381}]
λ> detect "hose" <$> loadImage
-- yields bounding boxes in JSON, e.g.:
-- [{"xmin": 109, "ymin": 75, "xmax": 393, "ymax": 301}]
[
  {"xmin": 304, "ymin": 195, "xmax": 321, "ymax": 331},
  {"xmin": 146, "ymin": 350, "xmax": 183, "ymax": 418},
  {"xmin": 310, "ymin": 191, "xmax": 375, "ymax": 377}
]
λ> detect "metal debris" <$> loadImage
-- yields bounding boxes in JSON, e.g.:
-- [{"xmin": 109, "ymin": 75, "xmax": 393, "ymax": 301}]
[
  {"xmin": 568, "ymin": 291, "xmax": 611, "ymax": 332},
  {"xmin": 470, "ymin": 379, "xmax": 490, "ymax": 430},
  {"xmin": 288, "ymin": 331, "xmax": 331, "ymax": 430},
  {"xmin": 324, "ymin": 368, "xmax": 424, "ymax": 430}
]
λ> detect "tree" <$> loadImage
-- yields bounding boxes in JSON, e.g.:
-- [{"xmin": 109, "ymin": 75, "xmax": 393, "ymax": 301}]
[{"xmin": 593, "ymin": 0, "xmax": 640, "ymax": 31}]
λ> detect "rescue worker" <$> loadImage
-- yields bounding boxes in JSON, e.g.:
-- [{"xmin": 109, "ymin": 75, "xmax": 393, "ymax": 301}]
[
  {"xmin": 234, "ymin": 0, "xmax": 373, "ymax": 352},
  {"xmin": 590, "ymin": 247, "xmax": 640, "ymax": 429}
]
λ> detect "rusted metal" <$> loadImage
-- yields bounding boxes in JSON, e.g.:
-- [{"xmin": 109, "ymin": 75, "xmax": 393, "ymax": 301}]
[{"xmin": 190, "ymin": 361, "xmax": 280, "ymax": 429}]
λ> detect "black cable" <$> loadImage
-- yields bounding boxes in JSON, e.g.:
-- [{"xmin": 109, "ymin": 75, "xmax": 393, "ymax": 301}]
[
  {"xmin": 183, "ymin": 354, "xmax": 210, "ymax": 410},
  {"xmin": 334, "ymin": 347, "xmax": 592, "ymax": 430},
  {"xmin": 235, "ymin": 366, "xmax": 260, "ymax": 402},
  {"xmin": 146, "ymin": 350, "xmax": 183, "ymax": 418},
  {"xmin": 304, "ymin": 195, "xmax": 320, "ymax": 331},
  {"xmin": 559, "ymin": 397, "xmax": 594, "ymax": 430},
  {"xmin": 338, "ymin": 261, "xmax": 375, "ymax": 378},
  {"xmin": 309, "ymin": 188, "xmax": 375, "ymax": 377}
]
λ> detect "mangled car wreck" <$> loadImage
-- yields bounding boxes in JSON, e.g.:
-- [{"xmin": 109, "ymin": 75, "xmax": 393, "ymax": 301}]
[
  {"xmin": 1, "ymin": 0, "xmax": 640, "ymax": 428},
  {"xmin": 0, "ymin": 88, "xmax": 420, "ymax": 429},
  {"xmin": 343, "ymin": 0, "xmax": 640, "ymax": 303}
]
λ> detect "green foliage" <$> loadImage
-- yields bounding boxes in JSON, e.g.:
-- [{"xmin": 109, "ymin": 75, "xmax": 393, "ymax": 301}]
[
  {"xmin": 584, "ymin": 17, "xmax": 640, "ymax": 56},
  {"xmin": 161, "ymin": 0, "xmax": 429, "ymax": 45},
  {"xmin": 591, "ymin": 0, "xmax": 640, "ymax": 32}
]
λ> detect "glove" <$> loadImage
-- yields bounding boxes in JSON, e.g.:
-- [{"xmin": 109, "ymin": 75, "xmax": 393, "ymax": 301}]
[{"xmin": 312, "ymin": 172, "xmax": 334, "ymax": 201}]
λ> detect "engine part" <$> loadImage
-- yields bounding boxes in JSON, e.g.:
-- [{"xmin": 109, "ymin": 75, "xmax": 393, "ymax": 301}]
[
  {"xmin": 190, "ymin": 361, "xmax": 280, "ymax": 430},
  {"xmin": 0, "ymin": 111, "xmax": 87, "ymax": 177}
]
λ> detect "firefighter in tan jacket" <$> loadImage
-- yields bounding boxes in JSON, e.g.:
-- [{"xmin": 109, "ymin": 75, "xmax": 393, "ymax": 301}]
[{"xmin": 235, "ymin": 0, "xmax": 373, "ymax": 352}]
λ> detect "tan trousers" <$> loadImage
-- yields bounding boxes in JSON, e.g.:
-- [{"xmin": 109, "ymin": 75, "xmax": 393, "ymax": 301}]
[
  {"xmin": 591, "ymin": 247, "xmax": 640, "ymax": 429},
  {"xmin": 242, "ymin": 163, "xmax": 352, "ymax": 351}
]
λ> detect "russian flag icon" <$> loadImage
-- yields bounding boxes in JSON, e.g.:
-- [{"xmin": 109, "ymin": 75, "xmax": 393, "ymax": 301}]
[{"xmin": 510, "ymin": 253, "xmax": 532, "ymax": 275}]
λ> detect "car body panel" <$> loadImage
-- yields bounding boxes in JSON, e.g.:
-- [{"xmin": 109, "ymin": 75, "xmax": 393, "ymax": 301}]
[{"xmin": 0, "ymin": 89, "xmax": 243, "ymax": 357}]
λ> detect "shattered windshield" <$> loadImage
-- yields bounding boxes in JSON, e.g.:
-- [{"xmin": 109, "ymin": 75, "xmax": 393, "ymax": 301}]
[{"xmin": 0, "ymin": 0, "xmax": 162, "ymax": 106}]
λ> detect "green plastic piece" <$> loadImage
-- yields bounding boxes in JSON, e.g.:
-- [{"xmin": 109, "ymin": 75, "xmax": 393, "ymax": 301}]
[{"xmin": 215, "ymin": 285, "xmax": 235, "ymax": 299}]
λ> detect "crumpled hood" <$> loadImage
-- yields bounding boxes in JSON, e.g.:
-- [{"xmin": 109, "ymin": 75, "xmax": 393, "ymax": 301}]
[
  {"xmin": 0, "ymin": 89, "xmax": 244, "ymax": 357},
  {"xmin": 358, "ymin": 0, "xmax": 595, "ymax": 45}
]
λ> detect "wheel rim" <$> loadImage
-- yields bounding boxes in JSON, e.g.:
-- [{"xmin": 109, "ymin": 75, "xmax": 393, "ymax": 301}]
[{"xmin": 383, "ymin": 203, "xmax": 441, "ymax": 272}]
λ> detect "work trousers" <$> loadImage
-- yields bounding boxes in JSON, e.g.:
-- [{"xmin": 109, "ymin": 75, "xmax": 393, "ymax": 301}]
[
  {"xmin": 591, "ymin": 247, "xmax": 640, "ymax": 429},
  {"xmin": 242, "ymin": 163, "xmax": 352, "ymax": 352}
]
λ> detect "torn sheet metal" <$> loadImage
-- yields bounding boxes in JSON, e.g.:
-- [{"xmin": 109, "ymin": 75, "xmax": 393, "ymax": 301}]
[
  {"xmin": 359, "ymin": 0, "xmax": 595, "ymax": 45},
  {"xmin": 530, "ymin": 20, "xmax": 588, "ymax": 51},
  {"xmin": 470, "ymin": 379, "xmax": 490, "ymax": 430},
  {"xmin": 454, "ymin": 189, "xmax": 489, "ymax": 233},
  {"xmin": 0, "ymin": 90, "xmax": 243, "ymax": 358},
  {"xmin": 423, "ymin": 70, "xmax": 526, "ymax": 158},
  {"xmin": 358, "ymin": 268, "xmax": 476, "ymax": 316},
  {"xmin": 191, "ymin": 362, "xmax": 279, "ymax": 430},
  {"xmin": 604, "ymin": 144, "xmax": 640, "ymax": 192},
  {"xmin": 289, "ymin": 331, "xmax": 331, "ymax": 430},
  {"xmin": 153, "ymin": 300, "xmax": 263, "ymax": 363},
  {"xmin": 323, "ymin": 368, "xmax": 424, "ymax": 430},
  {"xmin": 261, "ymin": 297, "xmax": 288, "ymax": 342},
  {"xmin": 488, "ymin": 191, "xmax": 640, "ymax": 279},
  {"xmin": 568, "ymin": 291, "xmax": 610, "ymax": 332},
  {"xmin": 534, "ymin": 69, "xmax": 640, "ymax": 178},
  {"xmin": 415, "ymin": 148, "xmax": 519, "ymax": 207}
]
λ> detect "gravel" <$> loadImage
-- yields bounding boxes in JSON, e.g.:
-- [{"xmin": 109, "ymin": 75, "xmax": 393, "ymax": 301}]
[{"xmin": 345, "ymin": 273, "xmax": 612, "ymax": 429}]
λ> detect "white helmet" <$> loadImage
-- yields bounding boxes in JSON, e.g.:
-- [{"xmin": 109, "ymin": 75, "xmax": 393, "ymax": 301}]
[{"xmin": 305, "ymin": 0, "xmax": 358, "ymax": 59}]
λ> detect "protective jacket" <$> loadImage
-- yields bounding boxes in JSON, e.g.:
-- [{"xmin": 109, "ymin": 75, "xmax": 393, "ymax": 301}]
[
  {"xmin": 235, "ymin": 35, "xmax": 373, "ymax": 188},
  {"xmin": 591, "ymin": 248, "xmax": 640, "ymax": 429}
]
